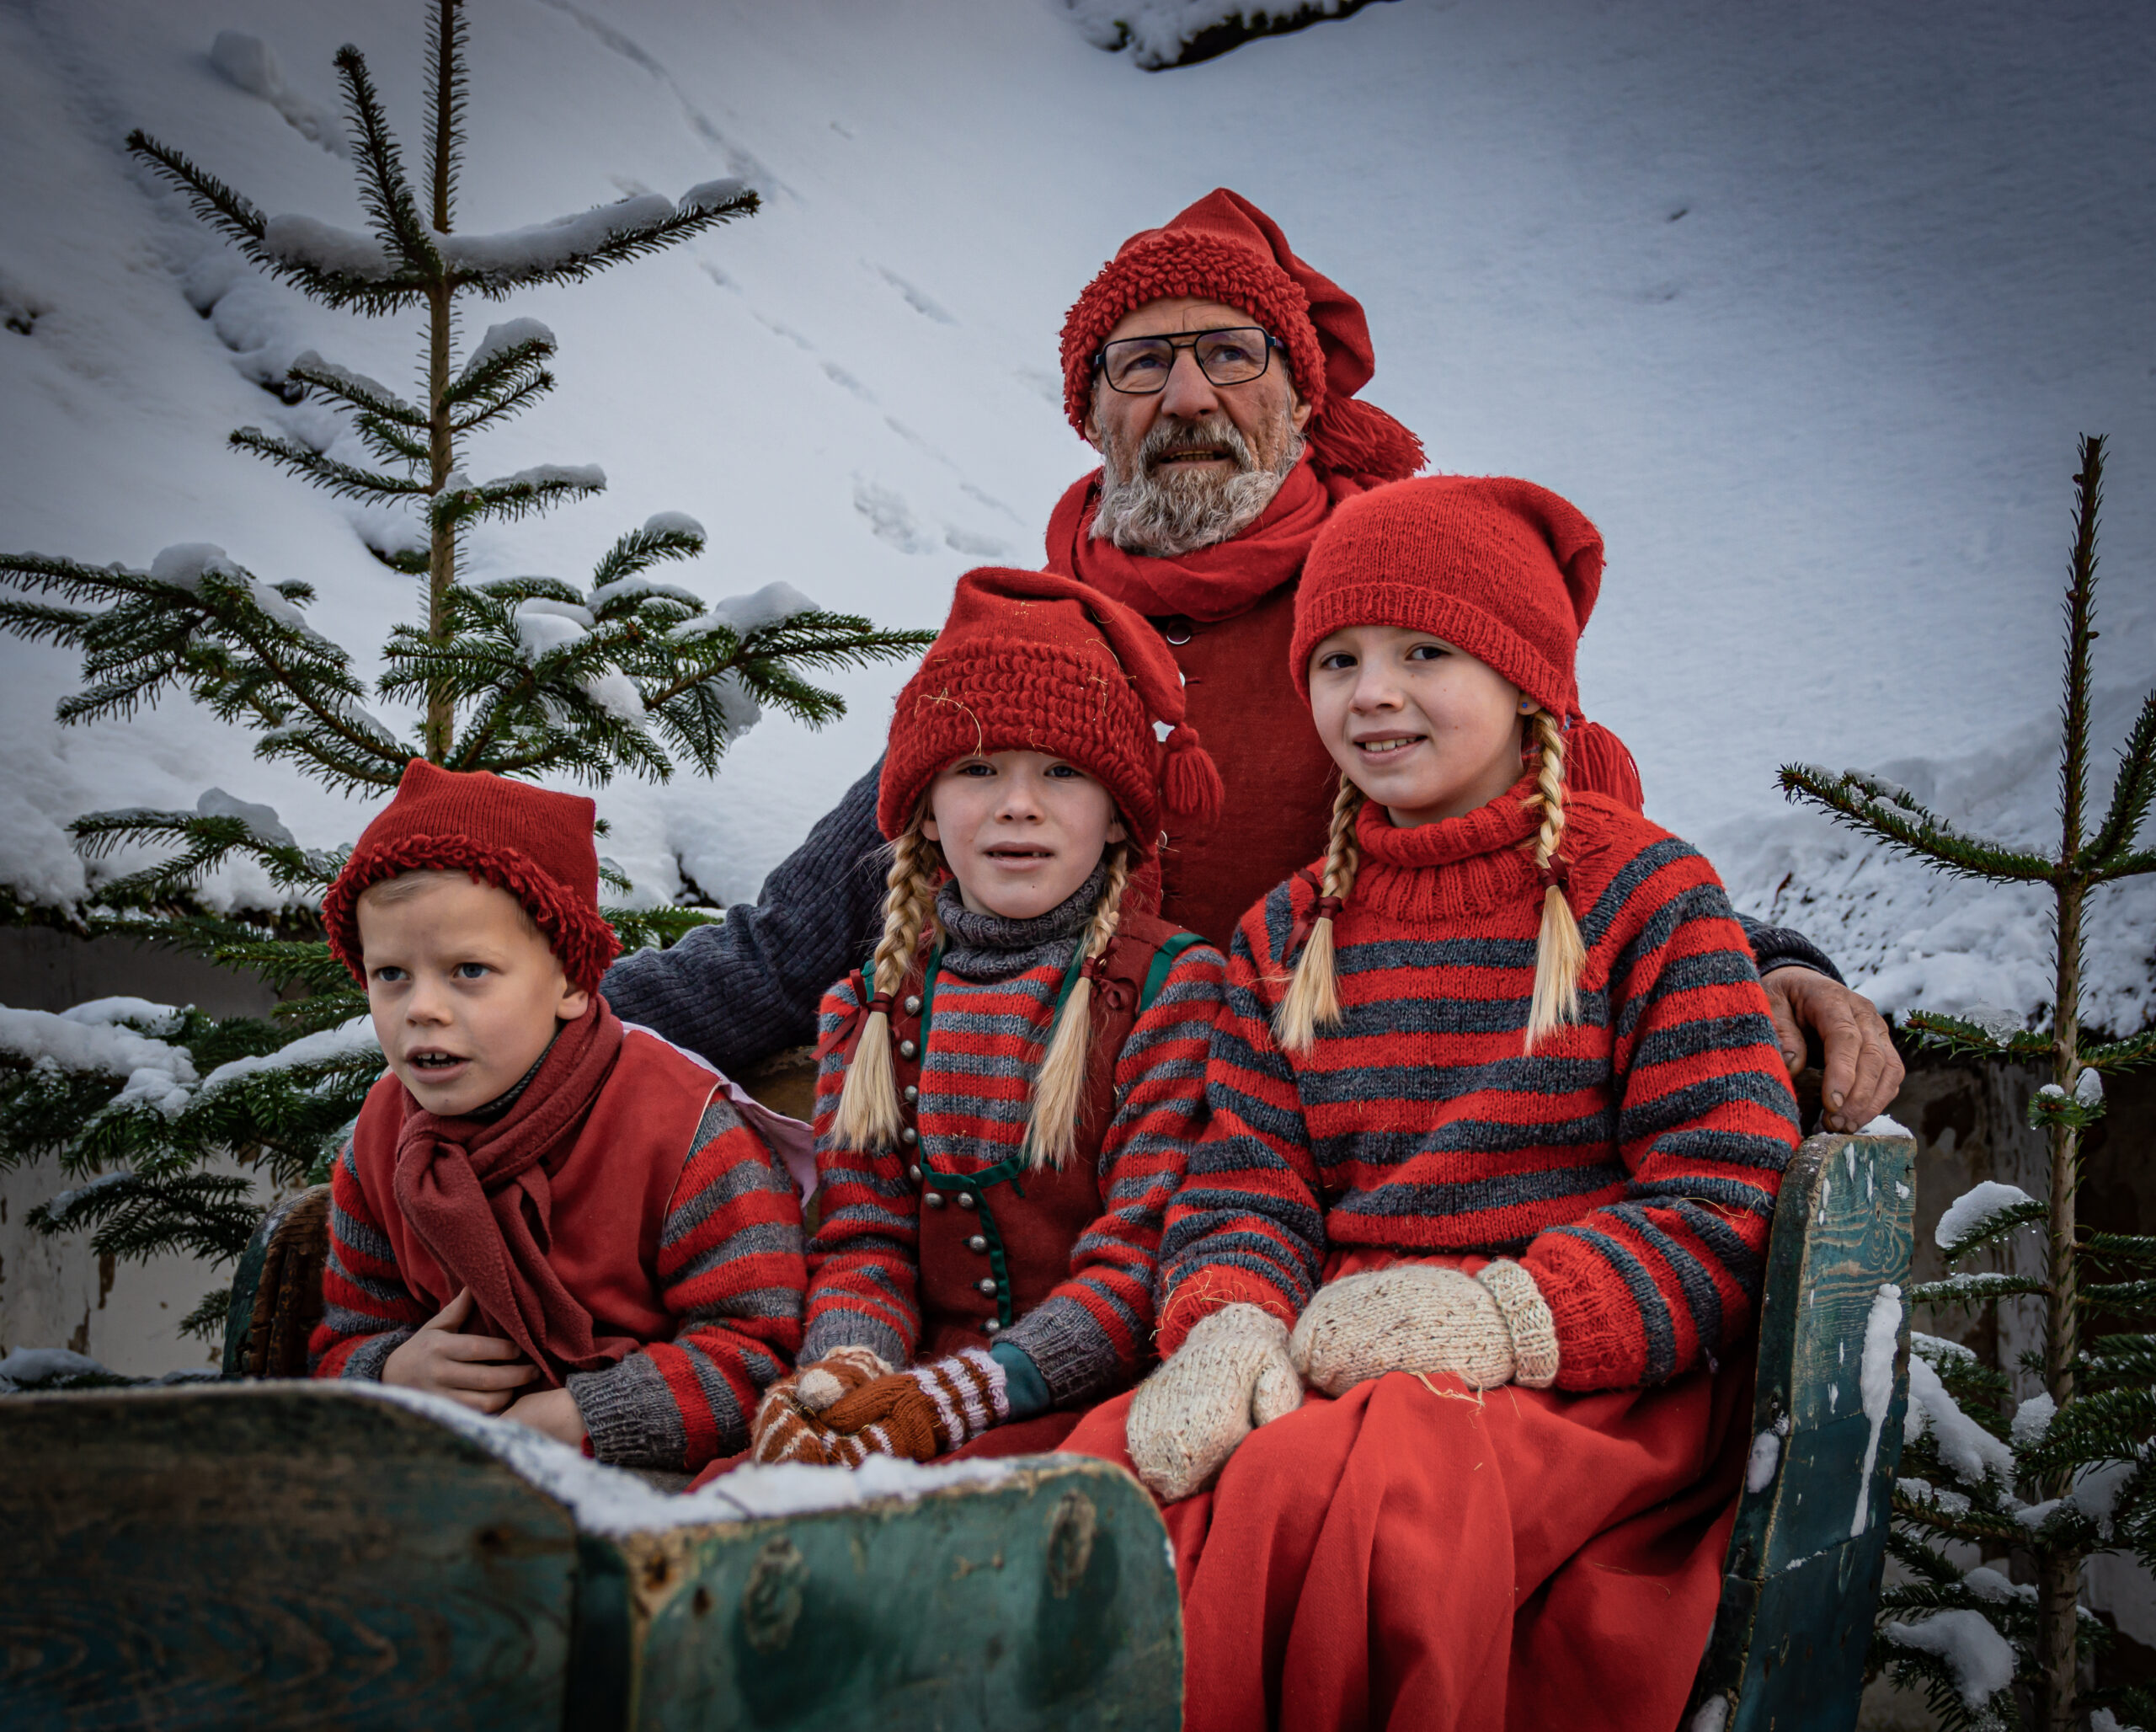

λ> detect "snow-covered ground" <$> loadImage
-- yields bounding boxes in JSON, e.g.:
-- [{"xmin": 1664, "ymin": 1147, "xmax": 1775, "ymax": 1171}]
[{"xmin": 2, "ymin": 0, "xmax": 2150, "ymax": 1031}]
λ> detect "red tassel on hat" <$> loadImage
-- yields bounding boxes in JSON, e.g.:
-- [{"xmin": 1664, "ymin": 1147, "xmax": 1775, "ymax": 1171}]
[{"xmin": 1161, "ymin": 724, "xmax": 1225, "ymax": 826}]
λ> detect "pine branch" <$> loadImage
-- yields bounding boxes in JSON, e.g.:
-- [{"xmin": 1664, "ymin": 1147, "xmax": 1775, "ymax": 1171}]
[
  {"xmin": 444, "ymin": 184, "xmax": 760, "ymax": 297},
  {"xmin": 430, "ymin": 464, "xmax": 605, "ymax": 530},
  {"xmin": 590, "ymin": 517, "xmax": 705, "ymax": 594},
  {"xmin": 332, "ymin": 45, "xmax": 441, "ymax": 275},
  {"xmin": 230, "ymin": 427, "xmax": 432, "ymax": 502},
  {"xmin": 123, "ymin": 131, "xmax": 266, "ymax": 249},
  {"xmin": 2085, "ymin": 1029, "xmax": 2156, "ymax": 1073},
  {"xmin": 2082, "ymin": 1280, "xmax": 2156, "ymax": 1320},
  {"xmin": 604, "ymin": 905, "xmax": 721, "ymax": 952},
  {"xmin": 285, "ymin": 352, "xmax": 426, "ymax": 427},
  {"xmin": 423, "ymin": 0, "xmax": 469, "ymax": 234},
  {"xmin": 1778, "ymin": 764, "xmax": 2057, "ymax": 883},
  {"xmin": 1906, "ymin": 1009, "xmax": 2054, "ymax": 1064},
  {"xmin": 2085, "ymin": 691, "xmax": 2156, "ymax": 869},
  {"xmin": 440, "ymin": 323, "xmax": 555, "ymax": 409},
  {"xmin": 449, "ymin": 367, "xmax": 552, "ymax": 435},
  {"xmin": 1909, "ymin": 1271, "xmax": 2052, "ymax": 1307},
  {"xmin": 1942, "ymin": 1198, "xmax": 2052, "ymax": 1267}
]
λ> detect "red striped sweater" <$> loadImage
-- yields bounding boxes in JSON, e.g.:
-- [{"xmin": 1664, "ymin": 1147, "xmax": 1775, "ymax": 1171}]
[
  {"xmin": 1158, "ymin": 783, "xmax": 1801, "ymax": 1391},
  {"xmin": 807, "ymin": 933, "xmax": 1224, "ymax": 1405},
  {"xmin": 312, "ymin": 1082, "xmax": 804, "ymax": 1471}
]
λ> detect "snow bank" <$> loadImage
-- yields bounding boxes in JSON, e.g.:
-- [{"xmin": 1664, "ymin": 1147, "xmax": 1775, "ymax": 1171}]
[
  {"xmin": 207, "ymin": 31, "xmax": 343, "ymax": 157},
  {"xmin": 1883, "ymin": 1609, "xmax": 2016, "ymax": 1711},
  {"xmin": 1936, "ymin": 1182, "xmax": 2039, "ymax": 1255}
]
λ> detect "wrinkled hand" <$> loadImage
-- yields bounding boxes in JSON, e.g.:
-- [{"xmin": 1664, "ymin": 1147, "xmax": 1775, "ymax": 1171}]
[
  {"xmin": 1762, "ymin": 967, "xmax": 1904, "ymax": 1132},
  {"xmin": 500, "ymin": 1385, "xmax": 587, "ymax": 1446},
  {"xmin": 381, "ymin": 1287, "xmax": 539, "ymax": 1414},
  {"xmin": 1288, "ymin": 1260, "xmax": 1557, "ymax": 1395},
  {"xmin": 1126, "ymin": 1304, "xmax": 1302, "ymax": 1503},
  {"xmin": 819, "ymin": 1350, "xmax": 1010, "ymax": 1463},
  {"xmin": 750, "ymin": 1346, "xmax": 894, "ymax": 1465}
]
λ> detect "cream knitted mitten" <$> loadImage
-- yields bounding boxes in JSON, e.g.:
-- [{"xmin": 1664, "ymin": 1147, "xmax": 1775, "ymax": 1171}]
[
  {"xmin": 1126, "ymin": 1303, "xmax": 1302, "ymax": 1502},
  {"xmin": 1288, "ymin": 1259, "xmax": 1561, "ymax": 1396}
]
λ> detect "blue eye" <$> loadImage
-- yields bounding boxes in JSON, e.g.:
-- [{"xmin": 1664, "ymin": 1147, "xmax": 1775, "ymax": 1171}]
[
  {"xmin": 454, "ymin": 962, "xmax": 490, "ymax": 980},
  {"xmin": 371, "ymin": 965, "xmax": 406, "ymax": 984},
  {"xmin": 1406, "ymin": 643, "xmax": 1449, "ymax": 661},
  {"xmin": 1046, "ymin": 763, "xmax": 1082, "ymax": 779},
  {"xmin": 1317, "ymin": 652, "xmax": 1358, "ymax": 671},
  {"xmin": 957, "ymin": 760, "xmax": 995, "ymax": 778}
]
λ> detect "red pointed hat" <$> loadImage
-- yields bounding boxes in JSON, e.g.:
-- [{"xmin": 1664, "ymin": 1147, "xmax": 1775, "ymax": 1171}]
[
  {"xmin": 878, "ymin": 568, "xmax": 1224, "ymax": 855},
  {"xmin": 323, "ymin": 759, "xmax": 620, "ymax": 995},
  {"xmin": 1060, "ymin": 188, "xmax": 1425, "ymax": 486},
  {"xmin": 1290, "ymin": 476, "xmax": 1606, "ymax": 721}
]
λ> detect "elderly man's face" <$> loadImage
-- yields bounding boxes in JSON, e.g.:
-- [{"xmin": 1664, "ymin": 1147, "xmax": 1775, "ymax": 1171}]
[{"xmin": 1084, "ymin": 296, "xmax": 1313, "ymax": 556}]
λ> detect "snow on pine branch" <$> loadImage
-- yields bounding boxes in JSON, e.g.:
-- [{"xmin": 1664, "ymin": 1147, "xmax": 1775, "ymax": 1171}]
[
  {"xmin": 0, "ymin": 1005, "xmax": 198, "ymax": 1116},
  {"xmin": 669, "ymin": 580, "xmax": 820, "ymax": 640},
  {"xmin": 458, "ymin": 318, "xmax": 557, "ymax": 385},
  {"xmin": 1881, "ymin": 1608, "xmax": 2017, "ymax": 1715},
  {"xmin": 1903, "ymin": 1352, "xmax": 2017, "ymax": 1488},
  {"xmin": 1935, "ymin": 1180, "xmax": 2041, "ymax": 1256},
  {"xmin": 195, "ymin": 1017, "xmax": 379, "ymax": 1098}
]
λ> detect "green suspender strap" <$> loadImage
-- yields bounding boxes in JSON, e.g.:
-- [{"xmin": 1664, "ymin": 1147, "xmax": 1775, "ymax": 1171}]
[{"xmin": 910, "ymin": 926, "xmax": 1206, "ymax": 1331}]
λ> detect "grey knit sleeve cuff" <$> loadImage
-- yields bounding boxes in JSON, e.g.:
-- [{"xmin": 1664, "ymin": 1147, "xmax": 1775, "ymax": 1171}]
[
  {"xmin": 568, "ymin": 1354, "xmax": 696, "ymax": 1470},
  {"xmin": 339, "ymin": 1331, "xmax": 412, "ymax": 1382},
  {"xmin": 1001, "ymin": 1295, "xmax": 1118, "ymax": 1409},
  {"xmin": 800, "ymin": 1311, "xmax": 910, "ymax": 1375},
  {"xmin": 1738, "ymin": 916, "xmax": 1846, "ymax": 986}
]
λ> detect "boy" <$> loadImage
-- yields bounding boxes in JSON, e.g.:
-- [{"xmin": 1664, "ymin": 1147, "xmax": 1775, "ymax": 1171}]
[{"xmin": 309, "ymin": 759, "xmax": 805, "ymax": 1474}]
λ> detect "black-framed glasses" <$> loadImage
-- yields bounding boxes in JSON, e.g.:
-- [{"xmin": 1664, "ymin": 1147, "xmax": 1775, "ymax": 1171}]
[{"xmin": 1092, "ymin": 326, "xmax": 1279, "ymax": 394}]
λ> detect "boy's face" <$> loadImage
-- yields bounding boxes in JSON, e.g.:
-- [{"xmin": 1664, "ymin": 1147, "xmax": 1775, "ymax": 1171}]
[
  {"xmin": 1306, "ymin": 624, "xmax": 1529, "ymax": 827},
  {"xmin": 922, "ymin": 751, "xmax": 1128, "ymax": 922},
  {"xmin": 357, "ymin": 872, "xmax": 589, "ymax": 1117}
]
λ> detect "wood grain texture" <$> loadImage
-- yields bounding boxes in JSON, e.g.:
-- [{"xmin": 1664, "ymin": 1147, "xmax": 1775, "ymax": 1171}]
[
  {"xmin": 0, "ymin": 1383, "xmax": 577, "ymax": 1731},
  {"xmin": 1687, "ymin": 1131, "xmax": 1919, "ymax": 1732}
]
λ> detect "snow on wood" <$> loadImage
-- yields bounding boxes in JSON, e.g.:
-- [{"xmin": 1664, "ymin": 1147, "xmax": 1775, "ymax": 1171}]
[
  {"xmin": 1883, "ymin": 1608, "xmax": 2017, "ymax": 1710},
  {"xmin": 1744, "ymin": 1429, "xmax": 1780, "ymax": 1493},
  {"xmin": 0, "ymin": 1346, "xmax": 110, "ymax": 1390},
  {"xmin": 1935, "ymin": 1180, "xmax": 2039, "ymax": 1254},
  {"xmin": 1851, "ymin": 1281, "xmax": 1902, "ymax": 1537}
]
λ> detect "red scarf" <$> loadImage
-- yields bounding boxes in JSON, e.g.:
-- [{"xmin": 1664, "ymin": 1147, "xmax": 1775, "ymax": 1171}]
[
  {"xmin": 389, "ymin": 998, "xmax": 627, "ymax": 1386},
  {"xmin": 1045, "ymin": 454, "xmax": 1369, "ymax": 623}
]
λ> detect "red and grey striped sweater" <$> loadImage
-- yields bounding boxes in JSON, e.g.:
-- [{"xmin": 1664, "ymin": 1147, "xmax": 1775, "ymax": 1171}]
[
  {"xmin": 807, "ymin": 886, "xmax": 1225, "ymax": 1408},
  {"xmin": 1159, "ymin": 783, "xmax": 1801, "ymax": 1391},
  {"xmin": 312, "ymin": 1053, "xmax": 804, "ymax": 1472}
]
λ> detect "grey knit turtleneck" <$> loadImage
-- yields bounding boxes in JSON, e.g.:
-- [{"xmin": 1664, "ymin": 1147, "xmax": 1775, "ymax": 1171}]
[{"xmin": 934, "ymin": 863, "xmax": 1108, "ymax": 982}]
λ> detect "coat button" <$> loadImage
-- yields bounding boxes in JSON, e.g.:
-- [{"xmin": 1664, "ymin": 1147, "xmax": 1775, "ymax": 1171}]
[
  {"xmin": 903, "ymin": 1083, "xmax": 918, "ymax": 1101},
  {"xmin": 904, "ymin": 994, "xmax": 921, "ymax": 1014},
  {"xmin": 967, "ymin": 1234, "xmax": 987, "ymax": 1254},
  {"xmin": 976, "ymin": 1277, "xmax": 997, "ymax": 1296},
  {"xmin": 1161, "ymin": 614, "xmax": 1194, "ymax": 645},
  {"xmin": 983, "ymin": 1319, "xmax": 1001, "ymax": 1335},
  {"xmin": 899, "ymin": 1040, "xmax": 917, "ymax": 1059},
  {"xmin": 907, "ymin": 1163, "xmax": 922, "ymax": 1183},
  {"xmin": 924, "ymin": 1191, "xmax": 946, "ymax": 1209},
  {"xmin": 899, "ymin": 1126, "xmax": 917, "ymax": 1145},
  {"xmin": 957, "ymin": 1191, "xmax": 977, "ymax": 1210}
]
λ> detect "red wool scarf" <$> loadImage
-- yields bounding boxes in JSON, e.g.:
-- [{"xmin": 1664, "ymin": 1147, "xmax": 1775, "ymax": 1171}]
[
  {"xmin": 389, "ymin": 998, "xmax": 632, "ymax": 1385},
  {"xmin": 1046, "ymin": 454, "xmax": 1369, "ymax": 623}
]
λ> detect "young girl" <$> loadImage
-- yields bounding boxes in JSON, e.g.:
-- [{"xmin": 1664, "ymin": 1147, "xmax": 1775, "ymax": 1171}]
[
  {"xmin": 1062, "ymin": 477, "xmax": 1805, "ymax": 1732},
  {"xmin": 744, "ymin": 566, "xmax": 1228, "ymax": 1467}
]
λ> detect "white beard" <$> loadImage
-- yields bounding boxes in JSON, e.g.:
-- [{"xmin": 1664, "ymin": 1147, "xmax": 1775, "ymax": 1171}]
[{"xmin": 1091, "ymin": 414, "xmax": 1303, "ymax": 557}]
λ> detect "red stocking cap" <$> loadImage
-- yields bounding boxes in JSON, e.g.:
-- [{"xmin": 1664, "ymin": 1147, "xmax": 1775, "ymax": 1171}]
[
  {"xmin": 878, "ymin": 568, "xmax": 1223, "ymax": 854},
  {"xmin": 1060, "ymin": 189, "xmax": 1425, "ymax": 487}
]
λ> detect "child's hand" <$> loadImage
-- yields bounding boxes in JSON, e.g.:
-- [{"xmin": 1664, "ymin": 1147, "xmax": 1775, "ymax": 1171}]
[
  {"xmin": 499, "ymin": 1386, "xmax": 587, "ymax": 1446},
  {"xmin": 381, "ymin": 1286, "xmax": 540, "ymax": 1413},
  {"xmin": 1126, "ymin": 1304, "xmax": 1301, "ymax": 1502}
]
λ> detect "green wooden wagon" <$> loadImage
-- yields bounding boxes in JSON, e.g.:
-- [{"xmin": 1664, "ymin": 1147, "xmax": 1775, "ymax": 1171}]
[{"xmin": 2, "ymin": 1129, "xmax": 1913, "ymax": 1730}]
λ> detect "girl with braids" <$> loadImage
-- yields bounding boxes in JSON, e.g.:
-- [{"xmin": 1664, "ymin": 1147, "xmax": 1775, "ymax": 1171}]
[
  {"xmin": 734, "ymin": 566, "xmax": 1230, "ymax": 1470},
  {"xmin": 1061, "ymin": 477, "xmax": 1805, "ymax": 1732}
]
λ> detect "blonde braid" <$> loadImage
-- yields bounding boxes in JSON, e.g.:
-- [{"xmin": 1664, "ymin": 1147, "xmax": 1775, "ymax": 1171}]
[
  {"xmin": 833, "ymin": 819, "xmax": 943, "ymax": 1150},
  {"xmin": 1275, "ymin": 776, "xmax": 1364, "ymax": 1053},
  {"xmin": 1524, "ymin": 708, "xmax": 1587, "ymax": 1049},
  {"xmin": 1025, "ymin": 844, "xmax": 1131, "ymax": 1170}
]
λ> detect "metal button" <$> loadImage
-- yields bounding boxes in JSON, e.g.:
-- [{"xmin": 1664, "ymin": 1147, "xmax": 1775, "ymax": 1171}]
[
  {"xmin": 957, "ymin": 1191, "xmax": 977, "ymax": 1210},
  {"xmin": 899, "ymin": 1126, "xmax": 917, "ymax": 1146},
  {"xmin": 967, "ymin": 1234, "xmax": 988, "ymax": 1254},
  {"xmin": 903, "ymin": 1083, "xmax": 918, "ymax": 1101},
  {"xmin": 899, "ymin": 1040, "xmax": 917, "ymax": 1059},
  {"xmin": 924, "ymin": 1190, "xmax": 946, "ymax": 1209},
  {"xmin": 976, "ymin": 1277, "xmax": 998, "ymax": 1296},
  {"xmin": 983, "ymin": 1319, "xmax": 1001, "ymax": 1334},
  {"xmin": 904, "ymin": 994, "xmax": 921, "ymax": 1014},
  {"xmin": 1160, "ymin": 614, "xmax": 1194, "ymax": 645},
  {"xmin": 907, "ymin": 1163, "xmax": 922, "ymax": 1183}
]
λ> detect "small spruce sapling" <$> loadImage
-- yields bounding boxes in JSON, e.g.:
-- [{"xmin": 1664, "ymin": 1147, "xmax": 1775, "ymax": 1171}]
[
  {"xmin": 0, "ymin": 1, "xmax": 932, "ymax": 1351},
  {"xmin": 1780, "ymin": 436, "xmax": 2156, "ymax": 1732}
]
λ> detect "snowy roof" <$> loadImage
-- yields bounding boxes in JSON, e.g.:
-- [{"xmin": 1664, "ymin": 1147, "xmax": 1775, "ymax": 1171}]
[{"xmin": 1, "ymin": 0, "xmax": 2149, "ymax": 1029}]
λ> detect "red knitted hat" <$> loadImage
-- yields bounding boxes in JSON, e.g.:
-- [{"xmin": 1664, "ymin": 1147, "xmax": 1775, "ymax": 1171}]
[
  {"xmin": 1289, "ymin": 477, "xmax": 1606, "ymax": 720},
  {"xmin": 1059, "ymin": 188, "xmax": 1425, "ymax": 487},
  {"xmin": 323, "ymin": 759, "xmax": 621, "ymax": 996},
  {"xmin": 878, "ymin": 568, "xmax": 1224, "ymax": 854}
]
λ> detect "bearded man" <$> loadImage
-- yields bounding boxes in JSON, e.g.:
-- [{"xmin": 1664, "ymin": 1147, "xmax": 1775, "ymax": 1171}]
[{"xmin": 603, "ymin": 190, "xmax": 1901, "ymax": 1131}]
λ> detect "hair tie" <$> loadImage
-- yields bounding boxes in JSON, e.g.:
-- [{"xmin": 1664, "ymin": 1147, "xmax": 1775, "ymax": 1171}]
[
  {"xmin": 1315, "ymin": 895, "xmax": 1343, "ymax": 923},
  {"xmin": 1078, "ymin": 956, "xmax": 1108, "ymax": 983},
  {"xmin": 866, "ymin": 993, "xmax": 894, "ymax": 1018},
  {"xmin": 1537, "ymin": 860, "xmax": 1570, "ymax": 894}
]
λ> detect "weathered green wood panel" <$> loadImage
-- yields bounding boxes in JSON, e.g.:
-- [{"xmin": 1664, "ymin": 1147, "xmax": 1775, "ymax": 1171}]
[
  {"xmin": 1688, "ymin": 1131, "xmax": 1918, "ymax": 1732},
  {"xmin": 0, "ymin": 1382, "xmax": 579, "ymax": 1731},
  {"xmin": 607, "ymin": 1458, "xmax": 1182, "ymax": 1732}
]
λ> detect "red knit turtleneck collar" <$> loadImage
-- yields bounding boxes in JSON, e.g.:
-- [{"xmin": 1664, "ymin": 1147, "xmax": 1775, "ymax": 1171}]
[{"xmin": 1348, "ymin": 772, "xmax": 1545, "ymax": 923}]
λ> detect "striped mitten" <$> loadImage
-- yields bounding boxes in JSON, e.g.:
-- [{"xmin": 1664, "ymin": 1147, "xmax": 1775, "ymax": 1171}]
[
  {"xmin": 750, "ymin": 1345, "xmax": 894, "ymax": 1466},
  {"xmin": 818, "ymin": 1349, "xmax": 1011, "ymax": 1463}
]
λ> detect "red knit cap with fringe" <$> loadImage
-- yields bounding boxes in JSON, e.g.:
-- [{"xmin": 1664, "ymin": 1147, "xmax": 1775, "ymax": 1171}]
[
  {"xmin": 1060, "ymin": 188, "xmax": 1424, "ymax": 487},
  {"xmin": 1291, "ymin": 476, "xmax": 1606, "ymax": 720},
  {"xmin": 323, "ymin": 759, "xmax": 621, "ymax": 996},
  {"xmin": 878, "ymin": 568, "xmax": 1224, "ymax": 855}
]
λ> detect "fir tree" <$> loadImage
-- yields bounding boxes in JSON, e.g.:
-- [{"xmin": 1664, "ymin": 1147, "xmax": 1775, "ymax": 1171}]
[
  {"xmin": 1781, "ymin": 436, "xmax": 2156, "ymax": 1732},
  {"xmin": 0, "ymin": 1, "xmax": 931, "ymax": 1348}
]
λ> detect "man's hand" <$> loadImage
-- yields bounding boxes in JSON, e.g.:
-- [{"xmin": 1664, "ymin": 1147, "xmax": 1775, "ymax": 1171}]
[
  {"xmin": 1761, "ymin": 967, "xmax": 1904, "ymax": 1133},
  {"xmin": 500, "ymin": 1386, "xmax": 588, "ymax": 1446},
  {"xmin": 381, "ymin": 1287, "xmax": 538, "ymax": 1414}
]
